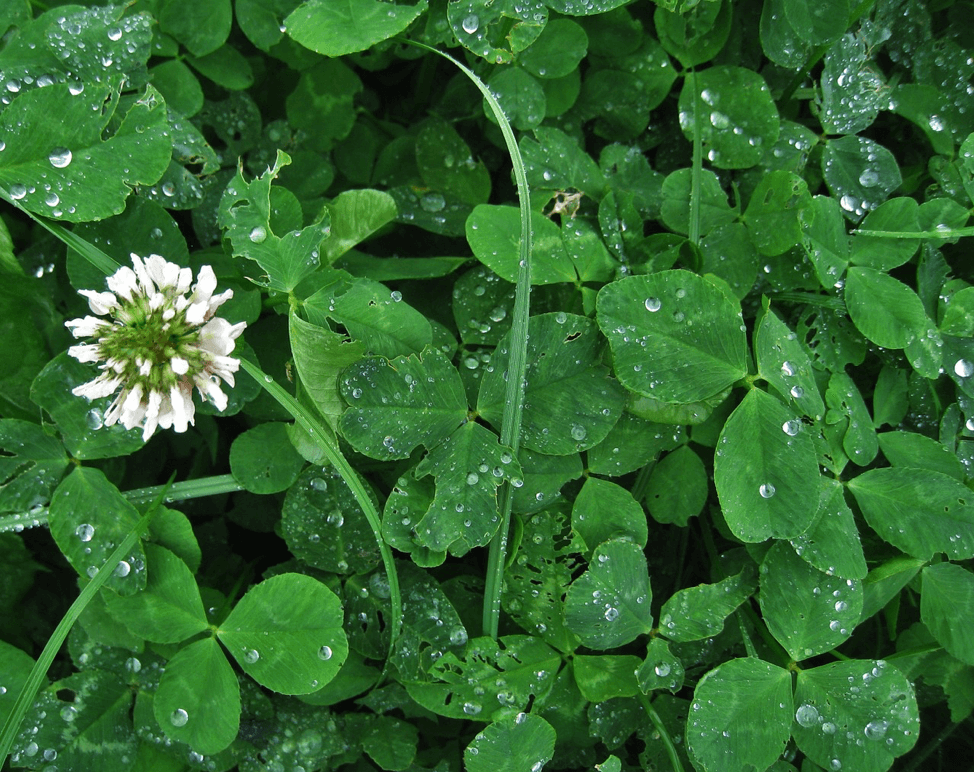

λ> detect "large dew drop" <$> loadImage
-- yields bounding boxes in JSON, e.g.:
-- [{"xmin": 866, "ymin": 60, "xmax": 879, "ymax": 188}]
[
  {"xmin": 759, "ymin": 483, "xmax": 776, "ymax": 499},
  {"xmin": 954, "ymin": 359, "xmax": 973, "ymax": 378},
  {"xmin": 170, "ymin": 708, "xmax": 189, "ymax": 727},
  {"xmin": 461, "ymin": 14, "xmax": 479, "ymax": 34},
  {"xmin": 48, "ymin": 147, "xmax": 72, "ymax": 168},
  {"xmin": 795, "ymin": 703, "xmax": 820, "ymax": 727},
  {"xmin": 75, "ymin": 523, "xmax": 94, "ymax": 542}
]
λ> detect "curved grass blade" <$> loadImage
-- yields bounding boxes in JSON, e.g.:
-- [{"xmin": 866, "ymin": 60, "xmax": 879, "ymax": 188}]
[
  {"xmin": 396, "ymin": 40, "xmax": 532, "ymax": 640},
  {"xmin": 0, "ymin": 476, "xmax": 172, "ymax": 765},
  {"xmin": 238, "ymin": 358, "xmax": 403, "ymax": 648}
]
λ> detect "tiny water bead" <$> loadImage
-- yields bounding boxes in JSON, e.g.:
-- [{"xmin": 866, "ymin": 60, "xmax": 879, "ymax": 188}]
[
  {"xmin": 170, "ymin": 708, "xmax": 189, "ymax": 727},
  {"xmin": 317, "ymin": 645, "xmax": 333, "ymax": 661},
  {"xmin": 249, "ymin": 225, "xmax": 267, "ymax": 243},
  {"xmin": 644, "ymin": 297, "xmax": 661, "ymax": 312},
  {"xmin": 461, "ymin": 14, "xmax": 479, "ymax": 33},
  {"xmin": 782, "ymin": 419, "xmax": 801, "ymax": 436},
  {"xmin": 113, "ymin": 560, "xmax": 131, "ymax": 577},
  {"xmin": 759, "ymin": 483, "xmax": 776, "ymax": 499},
  {"xmin": 654, "ymin": 662, "xmax": 671, "ymax": 677},
  {"xmin": 243, "ymin": 648, "xmax": 260, "ymax": 664},
  {"xmin": 9, "ymin": 183, "xmax": 27, "ymax": 200}
]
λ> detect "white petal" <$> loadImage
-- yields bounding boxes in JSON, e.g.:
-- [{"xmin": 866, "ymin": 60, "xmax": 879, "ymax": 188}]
[
  {"xmin": 195, "ymin": 375, "xmax": 228, "ymax": 411},
  {"xmin": 65, "ymin": 315, "xmax": 109, "ymax": 339},
  {"xmin": 169, "ymin": 384, "xmax": 196, "ymax": 433},
  {"xmin": 142, "ymin": 391, "xmax": 163, "ymax": 440},
  {"xmin": 191, "ymin": 265, "xmax": 217, "ymax": 304},
  {"xmin": 78, "ymin": 290, "xmax": 118, "ymax": 316},
  {"xmin": 130, "ymin": 254, "xmax": 154, "ymax": 294},
  {"xmin": 72, "ymin": 374, "xmax": 122, "ymax": 400},
  {"xmin": 205, "ymin": 288, "xmax": 234, "ymax": 318},
  {"xmin": 68, "ymin": 344, "xmax": 103, "ymax": 363},
  {"xmin": 156, "ymin": 392, "xmax": 174, "ymax": 431},
  {"xmin": 197, "ymin": 318, "xmax": 246, "ymax": 356},
  {"xmin": 122, "ymin": 383, "xmax": 144, "ymax": 415},
  {"xmin": 185, "ymin": 301, "xmax": 207, "ymax": 326},
  {"xmin": 139, "ymin": 359, "xmax": 152, "ymax": 377},
  {"xmin": 176, "ymin": 266, "xmax": 193, "ymax": 295},
  {"xmin": 106, "ymin": 265, "xmax": 139, "ymax": 301},
  {"xmin": 145, "ymin": 254, "xmax": 181, "ymax": 291},
  {"xmin": 171, "ymin": 357, "xmax": 190, "ymax": 375}
]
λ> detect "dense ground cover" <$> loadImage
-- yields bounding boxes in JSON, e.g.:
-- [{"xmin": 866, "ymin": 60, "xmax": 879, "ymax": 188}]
[{"xmin": 1, "ymin": 0, "xmax": 974, "ymax": 769}]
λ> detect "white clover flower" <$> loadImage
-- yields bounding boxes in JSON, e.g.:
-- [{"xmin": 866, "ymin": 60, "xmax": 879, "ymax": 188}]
[{"xmin": 65, "ymin": 253, "xmax": 247, "ymax": 441}]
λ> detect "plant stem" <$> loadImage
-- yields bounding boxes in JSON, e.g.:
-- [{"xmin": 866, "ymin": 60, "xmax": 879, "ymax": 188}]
[
  {"xmin": 638, "ymin": 692, "xmax": 686, "ymax": 772},
  {"xmin": 0, "ymin": 474, "xmax": 245, "ymax": 534},
  {"xmin": 238, "ymin": 358, "xmax": 403, "ymax": 648},
  {"xmin": 688, "ymin": 69, "xmax": 703, "ymax": 247}
]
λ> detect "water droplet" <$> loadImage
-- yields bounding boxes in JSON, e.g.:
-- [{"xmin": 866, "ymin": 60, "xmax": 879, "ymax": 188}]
[
  {"xmin": 114, "ymin": 560, "xmax": 131, "ymax": 577},
  {"xmin": 44, "ymin": 191, "xmax": 60, "ymax": 207},
  {"xmin": 60, "ymin": 706, "xmax": 78, "ymax": 722},
  {"xmin": 710, "ymin": 111, "xmax": 730, "ymax": 129},
  {"xmin": 654, "ymin": 662, "xmax": 671, "ymax": 677},
  {"xmin": 858, "ymin": 169, "xmax": 878, "ymax": 187},
  {"xmin": 85, "ymin": 408, "xmax": 104, "ymax": 430},
  {"xmin": 782, "ymin": 420, "xmax": 800, "ymax": 436},
  {"xmin": 834, "ymin": 600, "xmax": 848, "ymax": 612},
  {"xmin": 781, "ymin": 361, "xmax": 796, "ymax": 377},
  {"xmin": 795, "ymin": 703, "xmax": 820, "ymax": 727},
  {"xmin": 75, "ymin": 523, "xmax": 94, "ymax": 542},
  {"xmin": 790, "ymin": 385, "xmax": 804, "ymax": 399},
  {"xmin": 107, "ymin": 26, "xmax": 123, "ymax": 41},
  {"xmin": 759, "ymin": 483, "xmax": 776, "ymax": 499},
  {"xmin": 570, "ymin": 424, "xmax": 587, "ymax": 441},
  {"xmin": 170, "ymin": 708, "xmax": 189, "ymax": 727},
  {"xmin": 390, "ymin": 290, "xmax": 402, "ymax": 302},
  {"xmin": 68, "ymin": 81, "xmax": 85, "ymax": 95},
  {"xmin": 954, "ymin": 359, "xmax": 973, "ymax": 377},
  {"xmin": 243, "ymin": 648, "xmax": 260, "ymax": 664},
  {"xmin": 461, "ymin": 14, "xmax": 479, "ymax": 34},
  {"xmin": 466, "ymin": 472, "xmax": 479, "ymax": 485},
  {"xmin": 420, "ymin": 192, "xmax": 445, "ymax": 212},
  {"xmin": 125, "ymin": 657, "xmax": 141, "ymax": 673},
  {"xmin": 864, "ymin": 720, "xmax": 888, "ymax": 740},
  {"xmin": 249, "ymin": 225, "xmax": 267, "ymax": 243},
  {"xmin": 645, "ymin": 297, "xmax": 661, "ymax": 312},
  {"xmin": 822, "ymin": 721, "xmax": 836, "ymax": 734},
  {"xmin": 462, "ymin": 701, "xmax": 482, "ymax": 715},
  {"xmin": 317, "ymin": 645, "xmax": 333, "ymax": 661},
  {"xmin": 48, "ymin": 147, "xmax": 72, "ymax": 168},
  {"xmin": 9, "ymin": 183, "xmax": 26, "ymax": 200},
  {"xmin": 604, "ymin": 606, "xmax": 619, "ymax": 621},
  {"xmin": 161, "ymin": 182, "xmax": 175, "ymax": 197}
]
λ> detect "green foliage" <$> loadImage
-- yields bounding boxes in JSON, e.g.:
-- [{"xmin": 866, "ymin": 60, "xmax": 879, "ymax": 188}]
[{"xmin": 2, "ymin": 0, "xmax": 973, "ymax": 769}]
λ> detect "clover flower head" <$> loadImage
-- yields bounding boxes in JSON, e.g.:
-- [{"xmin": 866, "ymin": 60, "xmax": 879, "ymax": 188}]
[{"xmin": 65, "ymin": 253, "xmax": 247, "ymax": 441}]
